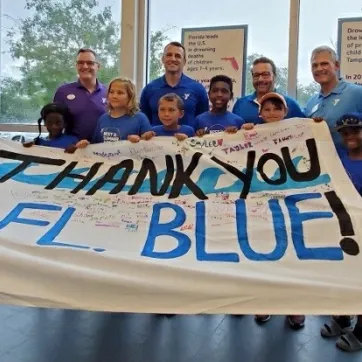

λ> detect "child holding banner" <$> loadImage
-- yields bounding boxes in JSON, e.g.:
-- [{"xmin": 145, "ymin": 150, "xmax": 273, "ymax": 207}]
[
  {"xmin": 23, "ymin": 102, "xmax": 78, "ymax": 153},
  {"xmin": 243, "ymin": 92, "xmax": 306, "ymax": 329},
  {"xmin": 76, "ymin": 77, "xmax": 154, "ymax": 147},
  {"xmin": 320, "ymin": 113, "xmax": 362, "ymax": 352},
  {"xmin": 195, "ymin": 75, "xmax": 244, "ymax": 135},
  {"xmin": 152, "ymin": 93, "xmax": 195, "ymax": 140}
]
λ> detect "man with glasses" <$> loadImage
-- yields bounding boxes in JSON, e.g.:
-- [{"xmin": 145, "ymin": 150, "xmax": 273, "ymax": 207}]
[
  {"xmin": 140, "ymin": 41, "xmax": 209, "ymax": 128},
  {"xmin": 53, "ymin": 48, "xmax": 107, "ymax": 141},
  {"xmin": 232, "ymin": 57, "xmax": 304, "ymax": 123}
]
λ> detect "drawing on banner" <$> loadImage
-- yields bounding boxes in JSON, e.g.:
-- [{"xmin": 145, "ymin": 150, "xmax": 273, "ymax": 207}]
[
  {"xmin": 181, "ymin": 25, "xmax": 248, "ymax": 102},
  {"xmin": 338, "ymin": 17, "xmax": 362, "ymax": 84}
]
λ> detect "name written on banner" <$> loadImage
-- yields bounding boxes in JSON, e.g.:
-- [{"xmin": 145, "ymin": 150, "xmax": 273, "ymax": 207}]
[{"xmin": 0, "ymin": 132, "xmax": 359, "ymax": 262}]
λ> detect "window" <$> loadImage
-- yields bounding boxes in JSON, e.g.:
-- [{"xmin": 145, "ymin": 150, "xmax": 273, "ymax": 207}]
[
  {"xmin": 0, "ymin": 0, "xmax": 122, "ymax": 124},
  {"xmin": 297, "ymin": 0, "xmax": 362, "ymax": 107},
  {"xmin": 148, "ymin": 0, "xmax": 291, "ymax": 96}
]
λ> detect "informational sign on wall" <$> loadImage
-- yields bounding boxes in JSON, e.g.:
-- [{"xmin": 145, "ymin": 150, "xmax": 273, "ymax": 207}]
[
  {"xmin": 181, "ymin": 25, "xmax": 248, "ymax": 99},
  {"xmin": 338, "ymin": 17, "xmax": 362, "ymax": 85}
]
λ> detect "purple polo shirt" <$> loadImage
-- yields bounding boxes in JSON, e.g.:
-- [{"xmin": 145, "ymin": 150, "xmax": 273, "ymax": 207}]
[{"xmin": 53, "ymin": 80, "xmax": 107, "ymax": 141}]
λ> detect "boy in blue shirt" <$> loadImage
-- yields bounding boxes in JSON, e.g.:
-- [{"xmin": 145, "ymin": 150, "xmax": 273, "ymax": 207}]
[
  {"xmin": 195, "ymin": 75, "xmax": 244, "ymax": 136},
  {"xmin": 152, "ymin": 93, "xmax": 195, "ymax": 140},
  {"xmin": 23, "ymin": 103, "xmax": 78, "ymax": 153},
  {"xmin": 320, "ymin": 113, "xmax": 362, "ymax": 352}
]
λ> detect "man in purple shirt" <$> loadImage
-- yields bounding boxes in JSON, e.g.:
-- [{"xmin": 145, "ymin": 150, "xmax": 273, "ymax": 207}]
[{"xmin": 53, "ymin": 48, "xmax": 107, "ymax": 141}]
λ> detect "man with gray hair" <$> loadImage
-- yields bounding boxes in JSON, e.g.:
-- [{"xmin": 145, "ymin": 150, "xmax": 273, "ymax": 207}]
[{"xmin": 305, "ymin": 45, "xmax": 362, "ymax": 146}]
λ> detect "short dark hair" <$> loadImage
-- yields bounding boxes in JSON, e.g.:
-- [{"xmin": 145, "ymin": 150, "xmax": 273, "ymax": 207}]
[
  {"xmin": 209, "ymin": 75, "xmax": 234, "ymax": 96},
  {"xmin": 163, "ymin": 41, "xmax": 186, "ymax": 60},
  {"xmin": 35, "ymin": 102, "xmax": 74, "ymax": 144},
  {"xmin": 77, "ymin": 48, "xmax": 98, "ymax": 60},
  {"xmin": 260, "ymin": 98, "xmax": 286, "ymax": 111},
  {"xmin": 158, "ymin": 93, "xmax": 184, "ymax": 111},
  {"xmin": 251, "ymin": 56, "xmax": 277, "ymax": 76}
]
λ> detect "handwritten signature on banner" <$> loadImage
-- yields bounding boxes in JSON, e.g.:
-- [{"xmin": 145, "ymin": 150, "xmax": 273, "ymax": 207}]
[{"xmin": 0, "ymin": 121, "xmax": 360, "ymax": 262}]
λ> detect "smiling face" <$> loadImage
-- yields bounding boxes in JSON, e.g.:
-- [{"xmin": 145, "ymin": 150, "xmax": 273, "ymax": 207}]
[
  {"xmin": 311, "ymin": 51, "xmax": 339, "ymax": 87},
  {"xmin": 107, "ymin": 81, "xmax": 130, "ymax": 110},
  {"xmin": 45, "ymin": 112, "xmax": 65, "ymax": 139},
  {"xmin": 162, "ymin": 44, "xmax": 186, "ymax": 74},
  {"xmin": 339, "ymin": 127, "xmax": 362, "ymax": 151},
  {"xmin": 251, "ymin": 62, "xmax": 275, "ymax": 96},
  {"xmin": 208, "ymin": 81, "xmax": 232, "ymax": 111},
  {"xmin": 260, "ymin": 99, "xmax": 288, "ymax": 123},
  {"xmin": 76, "ymin": 50, "xmax": 99, "ymax": 83}
]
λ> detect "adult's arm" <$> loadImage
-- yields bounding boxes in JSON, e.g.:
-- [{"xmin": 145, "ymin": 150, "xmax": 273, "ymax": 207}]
[
  {"xmin": 53, "ymin": 86, "xmax": 64, "ymax": 104},
  {"xmin": 139, "ymin": 85, "xmax": 152, "ymax": 121},
  {"xmin": 196, "ymin": 85, "xmax": 210, "ymax": 116},
  {"xmin": 286, "ymin": 97, "xmax": 306, "ymax": 118}
]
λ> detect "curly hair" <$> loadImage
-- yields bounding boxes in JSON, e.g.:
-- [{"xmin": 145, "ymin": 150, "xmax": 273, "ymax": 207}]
[{"xmin": 106, "ymin": 77, "xmax": 139, "ymax": 116}]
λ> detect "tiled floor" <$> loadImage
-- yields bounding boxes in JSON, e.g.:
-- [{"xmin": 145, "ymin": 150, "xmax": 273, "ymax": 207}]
[{"xmin": 1, "ymin": 305, "xmax": 361, "ymax": 362}]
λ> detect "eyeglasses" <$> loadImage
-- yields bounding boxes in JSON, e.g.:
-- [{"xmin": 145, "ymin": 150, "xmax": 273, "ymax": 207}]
[
  {"xmin": 252, "ymin": 72, "xmax": 272, "ymax": 80},
  {"xmin": 76, "ymin": 60, "xmax": 98, "ymax": 66}
]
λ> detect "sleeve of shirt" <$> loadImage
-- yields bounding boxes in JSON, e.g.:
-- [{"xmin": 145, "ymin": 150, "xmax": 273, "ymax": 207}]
[
  {"xmin": 194, "ymin": 115, "xmax": 201, "ymax": 131},
  {"xmin": 196, "ymin": 86, "xmax": 210, "ymax": 116},
  {"xmin": 138, "ymin": 113, "xmax": 152, "ymax": 135},
  {"xmin": 139, "ymin": 86, "xmax": 152, "ymax": 120},
  {"xmin": 235, "ymin": 116, "xmax": 244, "ymax": 129},
  {"xmin": 287, "ymin": 98, "xmax": 306, "ymax": 118},
  {"xmin": 91, "ymin": 118, "xmax": 103, "ymax": 144},
  {"xmin": 53, "ymin": 87, "xmax": 64, "ymax": 104},
  {"xmin": 186, "ymin": 126, "xmax": 195, "ymax": 137}
]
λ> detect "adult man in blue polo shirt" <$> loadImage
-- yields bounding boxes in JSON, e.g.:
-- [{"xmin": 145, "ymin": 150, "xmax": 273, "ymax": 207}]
[
  {"xmin": 53, "ymin": 48, "xmax": 107, "ymax": 141},
  {"xmin": 140, "ymin": 41, "xmax": 209, "ymax": 128},
  {"xmin": 305, "ymin": 45, "xmax": 362, "ymax": 147},
  {"xmin": 232, "ymin": 57, "xmax": 305, "ymax": 123}
]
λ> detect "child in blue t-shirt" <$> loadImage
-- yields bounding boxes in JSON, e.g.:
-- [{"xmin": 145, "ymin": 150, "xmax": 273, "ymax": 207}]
[
  {"xmin": 152, "ymin": 93, "xmax": 195, "ymax": 140},
  {"xmin": 320, "ymin": 113, "xmax": 362, "ymax": 353},
  {"xmin": 195, "ymin": 75, "xmax": 244, "ymax": 136},
  {"xmin": 77, "ymin": 77, "xmax": 154, "ymax": 148},
  {"xmin": 23, "ymin": 102, "xmax": 78, "ymax": 153}
]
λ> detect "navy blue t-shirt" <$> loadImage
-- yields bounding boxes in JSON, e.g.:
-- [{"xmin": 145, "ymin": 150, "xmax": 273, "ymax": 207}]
[
  {"xmin": 194, "ymin": 111, "xmax": 244, "ymax": 133},
  {"xmin": 337, "ymin": 146, "xmax": 362, "ymax": 196},
  {"xmin": 140, "ymin": 74, "xmax": 209, "ymax": 128},
  {"xmin": 152, "ymin": 125, "xmax": 195, "ymax": 137},
  {"xmin": 37, "ymin": 134, "xmax": 78, "ymax": 149},
  {"xmin": 92, "ymin": 112, "xmax": 152, "ymax": 143}
]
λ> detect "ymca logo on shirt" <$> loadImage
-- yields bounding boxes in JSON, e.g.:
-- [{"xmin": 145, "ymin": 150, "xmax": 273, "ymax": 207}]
[
  {"xmin": 101, "ymin": 98, "xmax": 107, "ymax": 105},
  {"xmin": 101, "ymin": 127, "xmax": 121, "ymax": 142},
  {"xmin": 333, "ymin": 99, "xmax": 341, "ymax": 106},
  {"xmin": 207, "ymin": 124, "xmax": 226, "ymax": 134},
  {"xmin": 184, "ymin": 93, "xmax": 190, "ymax": 100}
]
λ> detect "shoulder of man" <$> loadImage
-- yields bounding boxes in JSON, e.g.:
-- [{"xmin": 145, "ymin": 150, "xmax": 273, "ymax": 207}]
[
  {"xmin": 142, "ymin": 76, "xmax": 164, "ymax": 92},
  {"xmin": 55, "ymin": 81, "xmax": 79, "ymax": 93}
]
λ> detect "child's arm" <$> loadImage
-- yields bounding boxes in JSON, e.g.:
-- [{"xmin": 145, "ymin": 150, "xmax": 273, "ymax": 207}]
[
  {"xmin": 128, "ymin": 135, "xmax": 141, "ymax": 143},
  {"xmin": 242, "ymin": 123, "xmax": 255, "ymax": 130},
  {"xmin": 138, "ymin": 113, "xmax": 154, "ymax": 140},
  {"xmin": 64, "ymin": 144, "xmax": 78, "ymax": 154},
  {"xmin": 76, "ymin": 139, "xmax": 90, "ymax": 148},
  {"xmin": 196, "ymin": 127, "xmax": 207, "ymax": 137},
  {"xmin": 23, "ymin": 141, "xmax": 35, "ymax": 148},
  {"xmin": 224, "ymin": 126, "xmax": 238, "ymax": 133},
  {"xmin": 313, "ymin": 117, "xmax": 325, "ymax": 123},
  {"xmin": 174, "ymin": 133, "xmax": 188, "ymax": 141}
]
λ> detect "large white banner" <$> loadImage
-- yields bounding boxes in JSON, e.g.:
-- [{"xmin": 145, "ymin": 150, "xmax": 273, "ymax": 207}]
[{"xmin": 0, "ymin": 118, "xmax": 362, "ymax": 314}]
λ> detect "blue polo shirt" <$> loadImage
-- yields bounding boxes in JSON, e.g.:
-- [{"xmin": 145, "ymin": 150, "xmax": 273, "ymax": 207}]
[
  {"xmin": 53, "ymin": 79, "xmax": 107, "ymax": 141},
  {"xmin": 232, "ymin": 92, "xmax": 305, "ymax": 124},
  {"xmin": 140, "ymin": 74, "xmax": 209, "ymax": 128},
  {"xmin": 152, "ymin": 125, "xmax": 195, "ymax": 137},
  {"xmin": 305, "ymin": 79, "xmax": 362, "ymax": 146},
  {"xmin": 92, "ymin": 112, "xmax": 152, "ymax": 143},
  {"xmin": 195, "ymin": 111, "xmax": 244, "ymax": 133},
  {"xmin": 337, "ymin": 146, "xmax": 362, "ymax": 196},
  {"xmin": 36, "ymin": 134, "xmax": 78, "ymax": 149}
]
